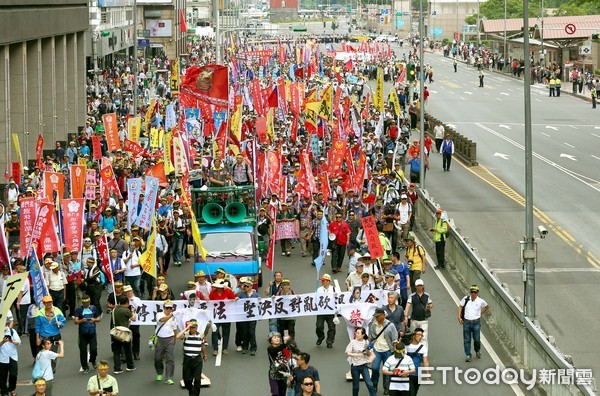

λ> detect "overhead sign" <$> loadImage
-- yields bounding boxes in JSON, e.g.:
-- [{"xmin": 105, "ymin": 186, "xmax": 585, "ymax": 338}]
[
  {"xmin": 564, "ymin": 23, "xmax": 576, "ymax": 35},
  {"xmin": 579, "ymin": 45, "xmax": 591, "ymax": 55},
  {"xmin": 430, "ymin": 27, "xmax": 442, "ymax": 37}
]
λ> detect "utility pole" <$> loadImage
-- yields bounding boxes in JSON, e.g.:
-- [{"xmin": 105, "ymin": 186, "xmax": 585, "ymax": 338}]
[
  {"xmin": 215, "ymin": 0, "xmax": 221, "ymax": 63},
  {"xmin": 540, "ymin": 0, "xmax": 545, "ymax": 66},
  {"xmin": 503, "ymin": 0, "xmax": 507, "ymax": 60},
  {"xmin": 132, "ymin": 0, "xmax": 138, "ymax": 115},
  {"xmin": 476, "ymin": 0, "xmax": 481, "ymax": 46},
  {"xmin": 418, "ymin": 0, "xmax": 425, "ymax": 189},
  {"xmin": 523, "ymin": 0, "xmax": 536, "ymax": 320}
]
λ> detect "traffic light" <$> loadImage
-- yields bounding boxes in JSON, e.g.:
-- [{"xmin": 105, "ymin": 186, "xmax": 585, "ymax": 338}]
[
  {"xmin": 592, "ymin": 34, "xmax": 599, "ymax": 41},
  {"xmin": 407, "ymin": 64, "xmax": 415, "ymax": 82}
]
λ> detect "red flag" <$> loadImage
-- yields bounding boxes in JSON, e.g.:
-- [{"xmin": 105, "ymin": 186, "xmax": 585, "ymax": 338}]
[
  {"xmin": 96, "ymin": 235, "xmax": 113, "ymax": 284},
  {"xmin": 214, "ymin": 120, "xmax": 228, "ymax": 159},
  {"xmin": 250, "ymin": 79, "xmax": 264, "ymax": 116},
  {"xmin": 35, "ymin": 135, "xmax": 44, "ymax": 169},
  {"xmin": 11, "ymin": 162, "xmax": 20, "ymax": 185},
  {"xmin": 0, "ymin": 223, "xmax": 10, "ymax": 268},
  {"xmin": 70, "ymin": 165, "xmax": 86, "ymax": 198},
  {"xmin": 294, "ymin": 67, "xmax": 304, "ymax": 80},
  {"xmin": 354, "ymin": 151, "xmax": 367, "ymax": 193},
  {"xmin": 398, "ymin": 67, "xmax": 406, "ymax": 83},
  {"xmin": 179, "ymin": 9, "xmax": 188, "ymax": 33},
  {"xmin": 277, "ymin": 78, "xmax": 288, "ymax": 114},
  {"xmin": 91, "ymin": 135, "xmax": 103, "ymax": 160},
  {"xmin": 267, "ymin": 87, "xmax": 278, "ymax": 108},
  {"xmin": 265, "ymin": 217, "xmax": 276, "ymax": 271},
  {"xmin": 290, "ymin": 82, "xmax": 301, "ymax": 115},
  {"xmin": 145, "ymin": 161, "xmax": 168, "ymax": 184},
  {"xmin": 43, "ymin": 172, "xmax": 65, "ymax": 201},
  {"xmin": 255, "ymin": 116, "xmax": 267, "ymax": 143},
  {"xmin": 290, "ymin": 118, "xmax": 298, "ymax": 142},
  {"xmin": 361, "ymin": 215, "xmax": 384, "ymax": 259},
  {"xmin": 180, "ymin": 65, "xmax": 229, "ymax": 108},
  {"xmin": 99, "ymin": 165, "xmax": 122, "ymax": 198},
  {"xmin": 123, "ymin": 139, "xmax": 145, "ymax": 157},
  {"xmin": 103, "ymin": 113, "xmax": 121, "ymax": 152},
  {"xmin": 329, "ymin": 138, "xmax": 346, "ymax": 177},
  {"xmin": 265, "ymin": 151, "xmax": 281, "ymax": 196},
  {"xmin": 346, "ymin": 59, "xmax": 353, "ymax": 71}
]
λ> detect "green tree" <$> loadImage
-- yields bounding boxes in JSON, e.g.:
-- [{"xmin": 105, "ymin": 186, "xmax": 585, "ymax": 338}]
[
  {"xmin": 464, "ymin": 14, "xmax": 479, "ymax": 25},
  {"xmin": 479, "ymin": 0, "xmax": 543, "ymax": 19},
  {"xmin": 556, "ymin": 0, "xmax": 600, "ymax": 16}
]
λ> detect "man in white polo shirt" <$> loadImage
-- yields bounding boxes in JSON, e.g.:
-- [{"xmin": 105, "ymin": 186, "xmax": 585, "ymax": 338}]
[{"xmin": 457, "ymin": 284, "xmax": 489, "ymax": 362}]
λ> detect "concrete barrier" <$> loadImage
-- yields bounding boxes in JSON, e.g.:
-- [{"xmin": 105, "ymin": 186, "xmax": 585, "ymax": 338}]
[
  {"xmin": 414, "ymin": 188, "xmax": 596, "ymax": 396},
  {"xmin": 424, "ymin": 112, "xmax": 478, "ymax": 166}
]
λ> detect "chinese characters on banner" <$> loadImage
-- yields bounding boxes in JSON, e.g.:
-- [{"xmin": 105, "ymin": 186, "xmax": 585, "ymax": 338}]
[
  {"xmin": 133, "ymin": 176, "xmax": 159, "ymax": 231},
  {"xmin": 128, "ymin": 117, "xmax": 141, "ymax": 143},
  {"xmin": 274, "ymin": 220, "xmax": 300, "ymax": 241},
  {"xmin": 61, "ymin": 198, "xmax": 85, "ymax": 252},
  {"xmin": 43, "ymin": 172, "xmax": 65, "ymax": 202},
  {"xmin": 91, "ymin": 135, "xmax": 103, "ymax": 160},
  {"xmin": 29, "ymin": 201, "xmax": 56, "ymax": 256},
  {"xmin": 28, "ymin": 253, "xmax": 48, "ymax": 306},
  {"xmin": 329, "ymin": 138, "xmax": 346, "ymax": 177},
  {"xmin": 130, "ymin": 290, "xmax": 385, "ymax": 326},
  {"xmin": 99, "ymin": 165, "xmax": 122, "ymax": 198},
  {"xmin": 70, "ymin": 165, "xmax": 86, "ymax": 199},
  {"xmin": 11, "ymin": 162, "xmax": 20, "ymax": 185},
  {"xmin": 102, "ymin": 113, "xmax": 121, "ymax": 152},
  {"xmin": 35, "ymin": 135, "xmax": 44, "ymax": 169},
  {"xmin": 96, "ymin": 235, "xmax": 113, "ymax": 284},
  {"xmin": 361, "ymin": 215, "xmax": 384, "ymax": 258},
  {"xmin": 126, "ymin": 178, "xmax": 142, "ymax": 231},
  {"xmin": 85, "ymin": 169, "xmax": 98, "ymax": 201},
  {"xmin": 19, "ymin": 198, "xmax": 36, "ymax": 257},
  {"xmin": 123, "ymin": 139, "xmax": 145, "ymax": 157}
]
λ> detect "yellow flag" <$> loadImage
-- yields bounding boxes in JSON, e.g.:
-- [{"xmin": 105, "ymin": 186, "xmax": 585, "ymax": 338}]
[
  {"xmin": 266, "ymin": 108, "xmax": 274, "ymax": 141},
  {"xmin": 169, "ymin": 60, "xmax": 179, "ymax": 95},
  {"xmin": 318, "ymin": 85, "xmax": 333, "ymax": 121},
  {"xmin": 389, "ymin": 90, "xmax": 401, "ymax": 116},
  {"xmin": 183, "ymin": 195, "xmax": 207, "ymax": 259},
  {"xmin": 150, "ymin": 127, "xmax": 159, "ymax": 148},
  {"xmin": 305, "ymin": 109, "xmax": 318, "ymax": 132},
  {"xmin": 128, "ymin": 117, "xmax": 141, "ymax": 143},
  {"xmin": 139, "ymin": 217, "xmax": 157, "ymax": 278},
  {"xmin": 145, "ymin": 99, "xmax": 156, "ymax": 130},
  {"xmin": 230, "ymin": 104, "xmax": 242, "ymax": 141},
  {"xmin": 375, "ymin": 67, "xmax": 384, "ymax": 113},
  {"xmin": 11, "ymin": 134, "xmax": 22, "ymax": 171},
  {"xmin": 163, "ymin": 131, "xmax": 174, "ymax": 175},
  {"xmin": 304, "ymin": 101, "xmax": 321, "ymax": 113}
]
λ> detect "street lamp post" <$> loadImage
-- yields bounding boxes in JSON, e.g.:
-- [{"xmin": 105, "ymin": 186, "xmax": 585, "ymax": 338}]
[
  {"xmin": 418, "ymin": 0, "xmax": 425, "ymax": 189},
  {"xmin": 476, "ymin": 0, "xmax": 480, "ymax": 46},
  {"xmin": 523, "ymin": 0, "xmax": 536, "ymax": 320},
  {"xmin": 132, "ymin": 0, "xmax": 138, "ymax": 115},
  {"xmin": 540, "ymin": 0, "xmax": 545, "ymax": 66},
  {"xmin": 503, "ymin": 0, "xmax": 507, "ymax": 61},
  {"xmin": 215, "ymin": 0, "xmax": 221, "ymax": 63}
]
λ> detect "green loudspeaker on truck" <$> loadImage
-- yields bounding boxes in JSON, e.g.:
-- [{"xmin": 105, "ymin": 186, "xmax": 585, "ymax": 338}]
[{"xmin": 191, "ymin": 185, "xmax": 264, "ymax": 287}]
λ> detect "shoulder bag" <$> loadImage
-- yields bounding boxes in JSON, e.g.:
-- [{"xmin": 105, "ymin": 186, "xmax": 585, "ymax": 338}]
[
  {"xmin": 149, "ymin": 320, "xmax": 168, "ymax": 349},
  {"xmin": 110, "ymin": 307, "xmax": 132, "ymax": 343}
]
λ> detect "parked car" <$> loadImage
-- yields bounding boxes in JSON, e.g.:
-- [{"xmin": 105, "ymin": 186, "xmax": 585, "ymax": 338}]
[{"xmin": 375, "ymin": 34, "xmax": 398, "ymax": 42}]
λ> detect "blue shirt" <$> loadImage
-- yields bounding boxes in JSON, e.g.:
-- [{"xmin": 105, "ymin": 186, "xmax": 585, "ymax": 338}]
[
  {"xmin": 74, "ymin": 305, "xmax": 100, "ymax": 334},
  {"xmin": 35, "ymin": 307, "xmax": 66, "ymax": 337},
  {"xmin": 392, "ymin": 263, "xmax": 411, "ymax": 290}
]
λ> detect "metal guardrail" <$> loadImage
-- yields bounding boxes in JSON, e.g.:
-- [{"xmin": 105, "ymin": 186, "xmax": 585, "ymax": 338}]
[{"xmin": 414, "ymin": 188, "xmax": 596, "ymax": 396}]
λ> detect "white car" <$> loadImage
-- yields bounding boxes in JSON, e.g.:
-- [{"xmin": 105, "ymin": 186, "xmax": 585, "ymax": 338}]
[{"xmin": 375, "ymin": 35, "xmax": 398, "ymax": 42}]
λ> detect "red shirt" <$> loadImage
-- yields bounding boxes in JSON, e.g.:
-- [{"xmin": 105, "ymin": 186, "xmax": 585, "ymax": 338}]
[
  {"xmin": 328, "ymin": 220, "xmax": 351, "ymax": 246},
  {"xmin": 209, "ymin": 288, "xmax": 235, "ymax": 301}
]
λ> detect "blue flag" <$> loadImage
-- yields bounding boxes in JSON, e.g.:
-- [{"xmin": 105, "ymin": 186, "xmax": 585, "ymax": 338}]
[
  {"xmin": 29, "ymin": 250, "xmax": 48, "ymax": 306},
  {"xmin": 313, "ymin": 216, "xmax": 329, "ymax": 273}
]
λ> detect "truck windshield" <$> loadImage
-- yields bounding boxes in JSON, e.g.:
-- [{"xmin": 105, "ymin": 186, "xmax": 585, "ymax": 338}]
[{"xmin": 201, "ymin": 232, "xmax": 253, "ymax": 256}]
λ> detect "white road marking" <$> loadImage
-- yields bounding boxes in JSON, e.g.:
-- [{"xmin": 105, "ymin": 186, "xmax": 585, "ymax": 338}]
[
  {"xmin": 464, "ymin": 91, "xmax": 473, "ymax": 95},
  {"xmin": 429, "ymin": 90, "xmax": 438, "ymax": 94},
  {"xmin": 475, "ymin": 123, "xmax": 600, "ymax": 192},
  {"xmin": 498, "ymin": 125, "xmax": 511, "ymax": 129},
  {"xmin": 493, "ymin": 152, "xmax": 510, "ymax": 159},
  {"xmin": 563, "ymin": 142, "xmax": 575, "ymax": 148},
  {"xmin": 424, "ymin": 241, "xmax": 524, "ymax": 396},
  {"xmin": 592, "ymin": 155, "xmax": 600, "ymax": 161},
  {"xmin": 546, "ymin": 126, "xmax": 558, "ymax": 130},
  {"xmin": 569, "ymin": 125, "xmax": 578, "ymax": 130},
  {"xmin": 493, "ymin": 268, "xmax": 600, "ymax": 273},
  {"xmin": 559, "ymin": 153, "xmax": 577, "ymax": 161},
  {"xmin": 535, "ymin": 99, "xmax": 542, "ymax": 102},
  {"xmin": 500, "ymin": 92, "xmax": 510, "ymax": 96},
  {"xmin": 446, "ymin": 124, "xmax": 457, "ymax": 129},
  {"xmin": 540, "ymin": 132, "xmax": 551, "ymax": 137},
  {"xmin": 459, "ymin": 97, "xmax": 465, "ymax": 100},
  {"xmin": 496, "ymin": 98, "xmax": 503, "ymax": 101},
  {"xmin": 592, "ymin": 133, "xmax": 600, "ymax": 138}
]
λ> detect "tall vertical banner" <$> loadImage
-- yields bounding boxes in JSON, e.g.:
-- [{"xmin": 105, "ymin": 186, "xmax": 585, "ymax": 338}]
[
  {"xmin": 61, "ymin": 198, "xmax": 85, "ymax": 253},
  {"xmin": 0, "ymin": 223, "xmax": 11, "ymax": 269},
  {"xmin": 187, "ymin": 201, "xmax": 208, "ymax": 260},
  {"xmin": 70, "ymin": 165, "xmax": 87, "ymax": 199},
  {"xmin": 43, "ymin": 172, "xmax": 65, "ymax": 202},
  {"xmin": 134, "ymin": 176, "xmax": 159, "ymax": 231},
  {"xmin": 329, "ymin": 138, "xmax": 347, "ymax": 177},
  {"xmin": 375, "ymin": 67, "xmax": 384, "ymax": 113},
  {"xmin": 163, "ymin": 131, "xmax": 174, "ymax": 175},
  {"xmin": 19, "ymin": 198, "xmax": 36, "ymax": 257},
  {"xmin": 165, "ymin": 103, "xmax": 177, "ymax": 131},
  {"xmin": 91, "ymin": 136, "xmax": 103, "ymax": 160},
  {"xmin": 99, "ymin": 165, "xmax": 122, "ymax": 198},
  {"xmin": 360, "ymin": 215, "xmax": 384, "ymax": 259},
  {"xmin": 96, "ymin": 235, "xmax": 113, "ymax": 284},
  {"xmin": 172, "ymin": 135, "xmax": 188, "ymax": 177},
  {"xmin": 28, "ymin": 252, "xmax": 48, "ymax": 306},
  {"xmin": 126, "ymin": 178, "xmax": 142, "ymax": 231},
  {"xmin": 11, "ymin": 162, "xmax": 20, "ymax": 184},
  {"xmin": 29, "ymin": 201, "xmax": 55, "ymax": 256},
  {"xmin": 0, "ymin": 273, "xmax": 29, "ymax": 336},
  {"xmin": 11, "ymin": 134, "xmax": 22, "ymax": 171},
  {"xmin": 35, "ymin": 135, "xmax": 45, "ymax": 169},
  {"xmin": 265, "ymin": 217, "xmax": 276, "ymax": 271},
  {"xmin": 103, "ymin": 113, "xmax": 121, "ymax": 152},
  {"xmin": 169, "ymin": 59, "xmax": 179, "ymax": 95},
  {"xmin": 42, "ymin": 206, "xmax": 61, "ymax": 254},
  {"xmin": 128, "ymin": 117, "xmax": 141, "ymax": 144},
  {"xmin": 139, "ymin": 216, "xmax": 157, "ymax": 278}
]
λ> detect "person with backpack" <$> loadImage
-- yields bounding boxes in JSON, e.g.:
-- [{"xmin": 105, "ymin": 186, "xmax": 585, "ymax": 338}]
[
  {"xmin": 231, "ymin": 154, "xmax": 253, "ymax": 186},
  {"xmin": 405, "ymin": 328, "xmax": 429, "ymax": 396},
  {"xmin": 457, "ymin": 285, "xmax": 489, "ymax": 362},
  {"xmin": 404, "ymin": 233, "xmax": 426, "ymax": 292},
  {"xmin": 430, "ymin": 208, "xmax": 448, "ymax": 269}
]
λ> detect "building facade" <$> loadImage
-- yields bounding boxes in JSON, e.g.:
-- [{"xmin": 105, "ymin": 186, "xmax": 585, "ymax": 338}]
[
  {"xmin": 0, "ymin": 0, "xmax": 88, "ymax": 173},
  {"xmin": 139, "ymin": 0, "xmax": 187, "ymax": 60}
]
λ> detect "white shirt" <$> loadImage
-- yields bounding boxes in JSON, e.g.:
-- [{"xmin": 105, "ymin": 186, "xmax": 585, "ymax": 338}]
[
  {"xmin": 19, "ymin": 277, "xmax": 31, "ymax": 305},
  {"xmin": 155, "ymin": 312, "xmax": 177, "ymax": 338},
  {"xmin": 461, "ymin": 295, "xmax": 488, "ymax": 320},
  {"xmin": 316, "ymin": 284, "xmax": 336, "ymax": 294},
  {"xmin": 123, "ymin": 250, "xmax": 141, "ymax": 277},
  {"xmin": 0, "ymin": 328, "xmax": 20, "ymax": 363}
]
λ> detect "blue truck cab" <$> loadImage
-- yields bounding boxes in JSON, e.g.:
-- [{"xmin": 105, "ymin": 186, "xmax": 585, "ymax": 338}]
[{"xmin": 191, "ymin": 186, "xmax": 263, "ymax": 287}]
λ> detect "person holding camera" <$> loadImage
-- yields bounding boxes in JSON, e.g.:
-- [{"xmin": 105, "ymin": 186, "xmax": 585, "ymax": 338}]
[
  {"xmin": 382, "ymin": 343, "xmax": 416, "ymax": 396},
  {"xmin": 345, "ymin": 327, "xmax": 377, "ymax": 396},
  {"xmin": 33, "ymin": 339, "xmax": 64, "ymax": 394},
  {"xmin": 86, "ymin": 360, "xmax": 119, "ymax": 395},
  {"xmin": 368, "ymin": 308, "xmax": 398, "ymax": 395},
  {"xmin": 267, "ymin": 332, "xmax": 292, "ymax": 396},
  {"xmin": 73, "ymin": 295, "xmax": 101, "ymax": 374}
]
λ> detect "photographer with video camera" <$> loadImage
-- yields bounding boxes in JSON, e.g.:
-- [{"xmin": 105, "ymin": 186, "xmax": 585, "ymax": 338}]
[
  {"xmin": 267, "ymin": 332, "xmax": 292, "ymax": 396},
  {"xmin": 345, "ymin": 327, "xmax": 376, "ymax": 396}
]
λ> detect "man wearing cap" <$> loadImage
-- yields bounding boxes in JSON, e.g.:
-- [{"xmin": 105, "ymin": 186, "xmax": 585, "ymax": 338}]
[
  {"xmin": 4, "ymin": 212, "xmax": 19, "ymax": 247},
  {"xmin": 122, "ymin": 237, "xmax": 142, "ymax": 298},
  {"xmin": 0, "ymin": 315, "xmax": 21, "ymax": 396},
  {"xmin": 404, "ymin": 234, "xmax": 426, "ymax": 292},
  {"xmin": 308, "ymin": 209, "xmax": 325, "ymax": 266},
  {"xmin": 154, "ymin": 300, "xmax": 178, "ymax": 384},
  {"xmin": 315, "ymin": 274, "xmax": 337, "ymax": 348},
  {"xmin": 237, "ymin": 278, "xmax": 259, "ymax": 355},
  {"xmin": 81, "ymin": 237, "xmax": 99, "ymax": 267},
  {"xmin": 208, "ymin": 280, "xmax": 237, "ymax": 356},
  {"xmin": 35, "ymin": 295, "xmax": 66, "ymax": 351},
  {"xmin": 430, "ymin": 208, "xmax": 448, "ymax": 270},
  {"xmin": 368, "ymin": 307, "xmax": 399, "ymax": 394},
  {"xmin": 194, "ymin": 271, "xmax": 212, "ymax": 298},
  {"xmin": 122, "ymin": 284, "xmax": 142, "ymax": 360},
  {"xmin": 441, "ymin": 133, "xmax": 455, "ymax": 171},
  {"xmin": 45, "ymin": 263, "xmax": 68, "ymax": 315},
  {"xmin": 345, "ymin": 262, "xmax": 372, "ymax": 291},
  {"xmin": 346, "ymin": 244, "xmax": 361, "ymax": 275},
  {"xmin": 458, "ymin": 285, "xmax": 489, "ymax": 362},
  {"xmin": 86, "ymin": 359, "xmax": 119, "ymax": 396},
  {"xmin": 99, "ymin": 208, "xmax": 118, "ymax": 234},
  {"xmin": 111, "ymin": 295, "xmax": 136, "ymax": 374},
  {"xmin": 107, "ymin": 229, "xmax": 128, "ymax": 258},
  {"xmin": 394, "ymin": 194, "xmax": 412, "ymax": 251},
  {"xmin": 382, "ymin": 342, "xmax": 416, "ymax": 395},
  {"xmin": 74, "ymin": 294, "xmax": 101, "ymax": 374},
  {"xmin": 276, "ymin": 279, "xmax": 296, "ymax": 338},
  {"xmin": 83, "ymin": 257, "xmax": 105, "ymax": 313},
  {"xmin": 405, "ymin": 279, "xmax": 432, "ymax": 346},
  {"xmin": 177, "ymin": 318, "xmax": 207, "ymax": 396},
  {"xmin": 328, "ymin": 212, "xmax": 351, "ymax": 273}
]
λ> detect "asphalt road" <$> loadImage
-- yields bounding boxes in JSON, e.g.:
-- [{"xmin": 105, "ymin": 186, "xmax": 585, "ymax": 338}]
[{"xmin": 14, "ymin": 245, "xmax": 518, "ymax": 396}]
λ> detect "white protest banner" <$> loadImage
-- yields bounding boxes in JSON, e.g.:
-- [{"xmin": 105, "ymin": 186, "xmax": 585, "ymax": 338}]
[
  {"xmin": 0, "ymin": 272, "xmax": 29, "ymax": 336},
  {"xmin": 130, "ymin": 290, "xmax": 385, "ymax": 326},
  {"xmin": 172, "ymin": 307, "xmax": 212, "ymax": 335},
  {"xmin": 274, "ymin": 220, "xmax": 300, "ymax": 240},
  {"xmin": 339, "ymin": 302, "xmax": 377, "ymax": 341}
]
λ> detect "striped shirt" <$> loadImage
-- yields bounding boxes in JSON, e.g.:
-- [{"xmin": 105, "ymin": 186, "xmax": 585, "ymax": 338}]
[{"xmin": 182, "ymin": 334, "xmax": 204, "ymax": 357}]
